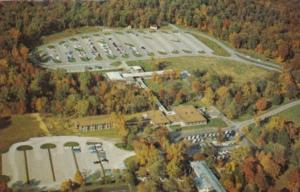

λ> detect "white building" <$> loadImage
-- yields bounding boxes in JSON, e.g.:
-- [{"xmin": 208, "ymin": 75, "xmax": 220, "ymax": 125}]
[{"xmin": 190, "ymin": 161, "xmax": 226, "ymax": 192}]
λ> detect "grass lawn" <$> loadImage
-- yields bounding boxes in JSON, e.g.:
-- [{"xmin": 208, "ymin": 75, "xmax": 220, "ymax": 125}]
[
  {"xmin": 245, "ymin": 124, "xmax": 260, "ymax": 143},
  {"xmin": 235, "ymin": 112, "xmax": 253, "ymax": 122},
  {"xmin": 238, "ymin": 49, "xmax": 280, "ymax": 66},
  {"xmin": 0, "ymin": 114, "xmax": 47, "ymax": 153},
  {"xmin": 41, "ymin": 26, "xmax": 102, "ymax": 44},
  {"xmin": 111, "ymin": 61, "xmax": 122, "ymax": 67},
  {"xmin": 176, "ymin": 24, "xmax": 279, "ymax": 64},
  {"xmin": 190, "ymin": 32, "xmax": 230, "ymax": 57},
  {"xmin": 127, "ymin": 56, "xmax": 271, "ymax": 84},
  {"xmin": 41, "ymin": 114, "xmax": 121, "ymax": 138},
  {"xmin": 144, "ymin": 78, "xmax": 191, "ymax": 94},
  {"xmin": 78, "ymin": 129, "xmax": 120, "ymax": 138},
  {"xmin": 115, "ymin": 143, "xmax": 133, "ymax": 151},
  {"xmin": 170, "ymin": 118, "xmax": 227, "ymax": 131},
  {"xmin": 278, "ymin": 104, "xmax": 300, "ymax": 125},
  {"xmin": 235, "ymin": 99, "xmax": 291, "ymax": 122}
]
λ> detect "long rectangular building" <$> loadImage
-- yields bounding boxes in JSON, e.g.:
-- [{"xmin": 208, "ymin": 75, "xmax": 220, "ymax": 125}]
[
  {"xmin": 73, "ymin": 115, "xmax": 113, "ymax": 131},
  {"xmin": 190, "ymin": 161, "xmax": 226, "ymax": 192}
]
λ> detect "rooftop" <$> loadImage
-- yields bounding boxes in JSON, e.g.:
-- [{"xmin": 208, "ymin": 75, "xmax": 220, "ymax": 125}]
[
  {"xmin": 191, "ymin": 161, "xmax": 226, "ymax": 192},
  {"xmin": 106, "ymin": 71, "xmax": 125, "ymax": 81},
  {"xmin": 73, "ymin": 115, "xmax": 112, "ymax": 126},
  {"xmin": 172, "ymin": 105, "xmax": 207, "ymax": 124},
  {"xmin": 143, "ymin": 110, "xmax": 170, "ymax": 125}
]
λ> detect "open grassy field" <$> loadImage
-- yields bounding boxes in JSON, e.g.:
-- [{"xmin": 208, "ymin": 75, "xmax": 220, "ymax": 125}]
[
  {"xmin": 0, "ymin": 114, "xmax": 47, "ymax": 153},
  {"xmin": 78, "ymin": 129, "xmax": 120, "ymax": 138},
  {"xmin": 190, "ymin": 32, "xmax": 231, "ymax": 57},
  {"xmin": 128, "ymin": 56, "xmax": 271, "ymax": 84},
  {"xmin": 246, "ymin": 104, "xmax": 300, "ymax": 144},
  {"xmin": 278, "ymin": 104, "xmax": 300, "ymax": 125},
  {"xmin": 41, "ymin": 114, "xmax": 121, "ymax": 138},
  {"xmin": 41, "ymin": 26, "xmax": 103, "ymax": 44},
  {"xmin": 176, "ymin": 24, "xmax": 280, "ymax": 65},
  {"xmin": 144, "ymin": 78, "xmax": 191, "ymax": 93}
]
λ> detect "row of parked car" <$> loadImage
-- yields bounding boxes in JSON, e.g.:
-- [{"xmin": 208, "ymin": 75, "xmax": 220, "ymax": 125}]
[
  {"xmin": 64, "ymin": 143, "xmax": 103, "ymax": 154},
  {"xmin": 87, "ymin": 38, "xmax": 103, "ymax": 60},
  {"xmin": 185, "ymin": 130, "xmax": 236, "ymax": 144},
  {"xmin": 216, "ymin": 150, "xmax": 230, "ymax": 160}
]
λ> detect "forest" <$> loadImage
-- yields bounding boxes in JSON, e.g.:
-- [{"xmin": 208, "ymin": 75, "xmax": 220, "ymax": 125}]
[
  {"xmin": 0, "ymin": 0, "xmax": 299, "ymax": 117},
  {"xmin": 217, "ymin": 117, "xmax": 300, "ymax": 191},
  {"xmin": 0, "ymin": 1, "xmax": 300, "ymax": 191}
]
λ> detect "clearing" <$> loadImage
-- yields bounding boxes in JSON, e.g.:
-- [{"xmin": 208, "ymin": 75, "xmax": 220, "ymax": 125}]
[
  {"xmin": 278, "ymin": 104, "xmax": 300, "ymax": 125},
  {"xmin": 0, "ymin": 114, "xmax": 47, "ymax": 153},
  {"xmin": 127, "ymin": 56, "xmax": 271, "ymax": 84}
]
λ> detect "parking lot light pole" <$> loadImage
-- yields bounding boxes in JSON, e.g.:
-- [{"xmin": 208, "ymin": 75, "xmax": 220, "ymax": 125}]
[
  {"xmin": 72, "ymin": 147, "xmax": 80, "ymax": 171},
  {"xmin": 24, "ymin": 150, "xmax": 30, "ymax": 184},
  {"xmin": 93, "ymin": 144, "xmax": 106, "ymax": 183}
]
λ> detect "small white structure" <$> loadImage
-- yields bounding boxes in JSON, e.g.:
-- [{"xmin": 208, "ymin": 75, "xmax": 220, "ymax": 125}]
[
  {"xmin": 106, "ymin": 71, "xmax": 125, "ymax": 81},
  {"xmin": 150, "ymin": 25, "xmax": 158, "ymax": 30}
]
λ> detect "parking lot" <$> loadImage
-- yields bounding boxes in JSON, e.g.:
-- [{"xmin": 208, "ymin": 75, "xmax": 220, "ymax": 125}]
[
  {"xmin": 184, "ymin": 129, "xmax": 236, "ymax": 159},
  {"xmin": 35, "ymin": 29, "xmax": 213, "ymax": 72},
  {"xmin": 2, "ymin": 136, "xmax": 134, "ymax": 190},
  {"xmin": 184, "ymin": 130, "xmax": 236, "ymax": 145}
]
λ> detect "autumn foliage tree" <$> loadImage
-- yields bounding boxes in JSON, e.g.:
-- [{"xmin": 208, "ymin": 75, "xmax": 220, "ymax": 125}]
[{"xmin": 255, "ymin": 97, "xmax": 268, "ymax": 112}]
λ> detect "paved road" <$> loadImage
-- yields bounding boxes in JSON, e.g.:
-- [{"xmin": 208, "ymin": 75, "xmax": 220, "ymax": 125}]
[
  {"xmin": 175, "ymin": 99, "xmax": 300, "ymax": 141},
  {"xmin": 169, "ymin": 24, "xmax": 282, "ymax": 72},
  {"xmin": 236, "ymin": 99, "xmax": 300, "ymax": 130}
]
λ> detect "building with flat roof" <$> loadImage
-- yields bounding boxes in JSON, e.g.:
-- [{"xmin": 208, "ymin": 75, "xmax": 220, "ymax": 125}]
[
  {"xmin": 191, "ymin": 161, "xmax": 226, "ymax": 192},
  {"xmin": 106, "ymin": 71, "xmax": 125, "ymax": 81},
  {"xmin": 171, "ymin": 105, "xmax": 207, "ymax": 126},
  {"xmin": 73, "ymin": 115, "xmax": 113, "ymax": 131},
  {"xmin": 143, "ymin": 110, "xmax": 170, "ymax": 126}
]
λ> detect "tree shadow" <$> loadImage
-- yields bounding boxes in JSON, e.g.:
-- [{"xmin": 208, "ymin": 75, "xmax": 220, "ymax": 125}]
[
  {"xmin": 85, "ymin": 170, "xmax": 101, "ymax": 185},
  {"xmin": 0, "ymin": 116, "xmax": 12, "ymax": 130}
]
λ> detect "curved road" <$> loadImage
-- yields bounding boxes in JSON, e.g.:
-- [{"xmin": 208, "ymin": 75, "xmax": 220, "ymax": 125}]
[
  {"xmin": 170, "ymin": 24, "xmax": 282, "ymax": 72},
  {"xmin": 236, "ymin": 99, "xmax": 300, "ymax": 130},
  {"xmin": 176, "ymin": 99, "xmax": 300, "ymax": 140}
]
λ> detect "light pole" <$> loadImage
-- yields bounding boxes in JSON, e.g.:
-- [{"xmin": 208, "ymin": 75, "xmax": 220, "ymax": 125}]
[{"xmin": 93, "ymin": 143, "xmax": 108, "ymax": 183}]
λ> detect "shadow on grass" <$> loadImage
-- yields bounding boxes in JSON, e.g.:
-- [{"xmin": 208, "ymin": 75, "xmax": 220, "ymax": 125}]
[
  {"xmin": 0, "ymin": 116, "xmax": 12, "ymax": 130},
  {"xmin": 11, "ymin": 179, "xmax": 47, "ymax": 192}
]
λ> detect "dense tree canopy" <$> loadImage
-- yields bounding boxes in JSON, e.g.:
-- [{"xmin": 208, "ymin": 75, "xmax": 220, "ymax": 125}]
[{"xmin": 0, "ymin": 0, "xmax": 299, "ymax": 117}]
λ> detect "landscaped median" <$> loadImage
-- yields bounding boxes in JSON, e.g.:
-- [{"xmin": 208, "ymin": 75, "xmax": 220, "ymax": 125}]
[
  {"xmin": 64, "ymin": 142, "xmax": 80, "ymax": 170},
  {"xmin": 16, "ymin": 145, "xmax": 33, "ymax": 184},
  {"xmin": 40, "ymin": 143, "xmax": 57, "ymax": 182}
]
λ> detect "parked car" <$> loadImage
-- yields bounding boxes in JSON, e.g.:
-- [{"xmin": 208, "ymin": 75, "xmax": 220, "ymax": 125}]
[{"xmin": 72, "ymin": 146, "xmax": 81, "ymax": 153}]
